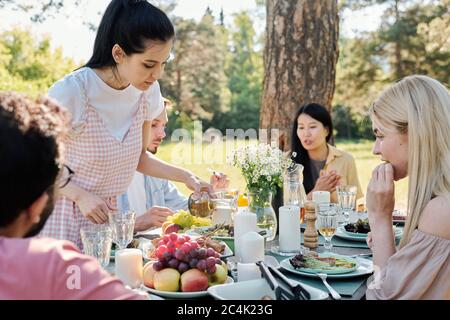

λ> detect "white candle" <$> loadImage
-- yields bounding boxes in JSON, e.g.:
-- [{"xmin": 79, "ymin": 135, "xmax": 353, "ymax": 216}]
[
  {"xmin": 312, "ymin": 191, "xmax": 330, "ymax": 204},
  {"xmin": 115, "ymin": 249, "xmax": 143, "ymax": 289},
  {"xmin": 240, "ymin": 231, "xmax": 265, "ymax": 263},
  {"xmin": 212, "ymin": 206, "xmax": 233, "ymax": 225},
  {"xmin": 234, "ymin": 209, "xmax": 257, "ymax": 262},
  {"xmin": 237, "ymin": 263, "xmax": 261, "ymax": 282},
  {"xmin": 279, "ymin": 205, "xmax": 301, "ymax": 252}
]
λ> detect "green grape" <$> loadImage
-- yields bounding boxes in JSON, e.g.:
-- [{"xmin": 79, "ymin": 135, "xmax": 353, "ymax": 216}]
[{"xmin": 171, "ymin": 210, "xmax": 194, "ymax": 228}]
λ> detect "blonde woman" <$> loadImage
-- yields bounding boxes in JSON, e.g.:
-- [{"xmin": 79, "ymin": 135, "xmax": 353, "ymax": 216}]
[{"xmin": 366, "ymin": 75, "xmax": 450, "ymax": 299}]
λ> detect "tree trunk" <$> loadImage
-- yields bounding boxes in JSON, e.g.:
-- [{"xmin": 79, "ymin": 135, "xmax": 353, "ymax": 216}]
[{"xmin": 260, "ymin": 0, "xmax": 339, "ymax": 151}]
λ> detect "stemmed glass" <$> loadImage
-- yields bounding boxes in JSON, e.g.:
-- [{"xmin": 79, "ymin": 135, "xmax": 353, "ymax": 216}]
[
  {"xmin": 108, "ymin": 210, "xmax": 136, "ymax": 250},
  {"xmin": 316, "ymin": 204, "xmax": 338, "ymax": 253},
  {"xmin": 336, "ymin": 185, "xmax": 357, "ymax": 224},
  {"xmin": 80, "ymin": 224, "xmax": 112, "ymax": 268}
]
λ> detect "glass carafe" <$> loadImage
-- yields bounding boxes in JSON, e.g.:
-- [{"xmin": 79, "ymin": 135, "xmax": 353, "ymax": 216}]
[{"xmin": 283, "ymin": 163, "xmax": 307, "ymax": 223}]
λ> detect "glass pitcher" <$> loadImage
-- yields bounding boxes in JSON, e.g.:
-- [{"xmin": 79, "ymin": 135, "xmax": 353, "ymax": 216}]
[
  {"xmin": 283, "ymin": 163, "xmax": 307, "ymax": 223},
  {"xmin": 188, "ymin": 187, "xmax": 213, "ymax": 218}
]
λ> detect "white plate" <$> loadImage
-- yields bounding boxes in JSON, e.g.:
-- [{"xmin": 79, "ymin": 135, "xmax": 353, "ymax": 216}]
[
  {"xmin": 143, "ymin": 276, "xmax": 234, "ymax": 298},
  {"xmin": 335, "ymin": 226, "xmax": 402, "ymax": 242},
  {"xmin": 280, "ymin": 253, "xmax": 359, "ymax": 275},
  {"xmin": 280, "ymin": 256, "xmax": 373, "ymax": 279},
  {"xmin": 207, "ymin": 278, "xmax": 328, "ymax": 300}
]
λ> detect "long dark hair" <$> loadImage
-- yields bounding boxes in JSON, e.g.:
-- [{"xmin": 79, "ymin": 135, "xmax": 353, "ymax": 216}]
[
  {"xmin": 85, "ymin": 0, "xmax": 175, "ymax": 69},
  {"xmin": 290, "ymin": 103, "xmax": 333, "ymax": 193}
]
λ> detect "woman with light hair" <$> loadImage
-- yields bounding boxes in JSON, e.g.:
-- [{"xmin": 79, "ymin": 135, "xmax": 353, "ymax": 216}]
[{"xmin": 365, "ymin": 75, "xmax": 450, "ymax": 299}]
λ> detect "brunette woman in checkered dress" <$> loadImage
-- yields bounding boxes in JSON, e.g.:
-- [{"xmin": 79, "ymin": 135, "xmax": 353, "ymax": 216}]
[{"xmin": 40, "ymin": 0, "xmax": 211, "ymax": 248}]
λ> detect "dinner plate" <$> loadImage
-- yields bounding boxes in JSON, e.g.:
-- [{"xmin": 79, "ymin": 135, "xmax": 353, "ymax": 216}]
[
  {"xmin": 280, "ymin": 256, "xmax": 373, "ymax": 279},
  {"xmin": 340, "ymin": 226, "xmax": 370, "ymax": 238},
  {"xmin": 208, "ymin": 278, "xmax": 329, "ymax": 300},
  {"xmin": 335, "ymin": 226, "xmax": 402, "ymax": 242},
  {"xmin": 280, "ymin": 253, "xmax": 359, "ymax": 275},
  {"xmin": 143, "ymin": 276, "xmax": 234, "ymax": 298}
]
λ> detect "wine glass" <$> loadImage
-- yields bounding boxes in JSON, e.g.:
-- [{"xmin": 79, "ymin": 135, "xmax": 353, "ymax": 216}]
[
  {"xmin": 336, "ymin": 185, "xmax": 357, "ymax": 224},
  {"xmin": 80, "ymin": 224, "xmax": 112, "ymax": 268},
  {"xmin": 316, "ymin": 204, "xmax": 338, "ymax": 253},
  {"xmin": 108, "ymin": 210, "xmax": 136, "ymax": 250}
]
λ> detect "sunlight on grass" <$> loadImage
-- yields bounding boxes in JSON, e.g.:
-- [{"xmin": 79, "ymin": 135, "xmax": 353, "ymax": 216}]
[{"xmin": 156, "ymin": 139, "xmax": 408, "ymax": 210}]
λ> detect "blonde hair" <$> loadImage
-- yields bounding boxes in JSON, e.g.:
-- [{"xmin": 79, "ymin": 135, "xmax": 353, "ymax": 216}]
[{"xmin": 369, "ymin": 75, "xmax": 450, "ymax": 248}]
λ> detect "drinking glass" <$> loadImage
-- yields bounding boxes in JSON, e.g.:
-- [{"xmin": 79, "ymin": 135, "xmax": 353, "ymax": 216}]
[
  {"xmin": 315, "ymin": 204, "xmax": 338, "ymax": 252},
  {"xmin": 109, "ymin": 210, "xmax": 136, "ymax": 250},
  {"xmin": 336, "ymin": 185, "xmax": 357, "ymax": 224},
  {"xmin": 80, "ymin": 224, "xmax": 112, "ymax": 268}
]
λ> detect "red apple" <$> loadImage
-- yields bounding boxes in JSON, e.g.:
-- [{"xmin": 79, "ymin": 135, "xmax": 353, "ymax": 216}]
[
  {"xmin": 163, "ymin": 223, "xmax": 182, "ymax": 235},
  {"xmin": 180, "ymin": 268, "xmax": 209, "ymax": 292}
]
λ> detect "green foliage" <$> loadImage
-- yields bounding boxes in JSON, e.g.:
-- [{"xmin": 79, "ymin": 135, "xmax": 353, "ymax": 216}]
[
  {"xmin": 334, "ymin": 0, "xmax": 449, "ymax": 139},
  {"xmin": 215, "ymin": 12, "xmax": 263, "ymax": 132},
  {"xmin": 0, "ymin": 27, "xmax": 77, "ymax": 97}
]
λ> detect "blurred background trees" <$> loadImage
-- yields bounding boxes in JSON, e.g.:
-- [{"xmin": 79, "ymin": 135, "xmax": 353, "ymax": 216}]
[{"xmin": 0, "ymin": 0, "xmax": 448, "ymax": 139}]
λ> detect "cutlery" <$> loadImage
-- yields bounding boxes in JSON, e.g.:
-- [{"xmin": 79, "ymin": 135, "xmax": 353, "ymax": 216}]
[
  {"xmin": 257, "ymin": 261, "xmax": 295, "ymax": 300},
  {"xmin": 268, "ymin": 265, "xmax": 310, "ymax": 300},
  {"xmin": 316, "ymin": 273, "xmax": 341, "ymax": 300}
]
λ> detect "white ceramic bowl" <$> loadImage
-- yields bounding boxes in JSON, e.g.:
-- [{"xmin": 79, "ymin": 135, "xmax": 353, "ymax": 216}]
[{"xmin": 207, "ymin": 278, "xmax": 329, "ymax": 300}]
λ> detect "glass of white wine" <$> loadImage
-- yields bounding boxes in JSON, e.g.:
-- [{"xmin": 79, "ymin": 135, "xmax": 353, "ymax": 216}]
[{"xmin": 316, "ymin": 204, "xmax": 339, "ymax": 252}]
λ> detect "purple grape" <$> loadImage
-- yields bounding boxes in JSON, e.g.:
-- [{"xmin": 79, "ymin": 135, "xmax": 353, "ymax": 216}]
[
  {"xmin": 206, "ymin": 257, "xmax": 216, "ymax": 268},
  {"xmin": 178, "ymin": 262, "xmax": 189, "ymax": 273},
  {"xmin": 189, "ymin": 258, "xmax": 199, "ymax": 268},
  {"xmin": 168, "ymin": 258, "xmax": 179, "ymax": 269},
  {"xmin": 214, "ymin": 252, "xmax": 220, "ymax": 258},
  {"xmin": 189, "ymin": 249, "xmax": 198, "ymax": 259},
  {"xmin": 163, "ymin": 251, "xmax": 172, "ymax": 262},
  {"xmin": 206, "ymin": 264, "xmax": 216, "ymax": 275},
  {"xmin": 153, "ymin": 261, "xmax": 164, "ymax": 271},
  {"xmin": 215, "ymin": 258, "xmax": 222, "ymax": 265},
  {"xmin": 198, "ymin": 248, "xmax": 207, "ymax": 259},
  {"xmin": 174, "ymin": 249, "xmax": 185, "ymax": 261},
  {"xmin": 196, "ymin": 259, "xmax": 207, "ymax": 272},
  {"xmin": 206, "ymin": 248, "xmax": 216, "ymax": 257}
]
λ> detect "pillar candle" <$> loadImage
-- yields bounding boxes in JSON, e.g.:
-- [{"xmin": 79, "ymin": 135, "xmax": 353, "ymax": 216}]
[
  {"xmin": 312, "ymin": 191, "xmax": 330, "ymax": 204},
  {"xmin": 234, "ymin": 209, "xmax": 257, "ymax": 262},
  {"xmin": 212, "ymin": 206, "xmax": 233, "ymax": 226},
  {"xmin": 279, "ymin": 205, "xmax": 301, "ymax": 252},
  {"xmin": 115, "ymin": 249, "xmax": 143, "ymax": 289},
  {"xmin": 240, "ymin": 231, "xmax": 265, "ymax": 263},
  {"xmin": 237, "ymin": 263, "xmax": 261, "ymax": 282}
]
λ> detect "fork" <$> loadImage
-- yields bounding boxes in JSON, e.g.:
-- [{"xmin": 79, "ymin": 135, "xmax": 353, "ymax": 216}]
[{"xmin": 317, "ymin": 273, "xmax": 341, "ymax": 300}]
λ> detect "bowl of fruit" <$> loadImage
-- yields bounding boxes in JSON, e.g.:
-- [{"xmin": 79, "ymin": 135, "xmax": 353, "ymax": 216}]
[{"xmin": 142, "ymin": 232, "xmax": 233, "ymax": 298}]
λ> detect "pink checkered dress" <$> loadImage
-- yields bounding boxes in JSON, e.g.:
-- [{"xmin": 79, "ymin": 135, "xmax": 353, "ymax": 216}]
[{"xmin": 40, "ymin": 75, "xmax": 148, "ymax": 249}]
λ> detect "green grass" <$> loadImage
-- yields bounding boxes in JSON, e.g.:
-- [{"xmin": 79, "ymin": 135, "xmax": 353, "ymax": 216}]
[{"xmin": 156, "ymin": 139, "xmax": 408, "ymax": 210}]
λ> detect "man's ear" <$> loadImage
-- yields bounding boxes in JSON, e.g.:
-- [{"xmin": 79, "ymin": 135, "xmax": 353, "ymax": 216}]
[
  {"xmin": 27, "ymin": 193, "xmax": 49, "ymax": 224},
  {"xmin": 112, "ymin": 44, "xmax": 125, "ymax": 64}
]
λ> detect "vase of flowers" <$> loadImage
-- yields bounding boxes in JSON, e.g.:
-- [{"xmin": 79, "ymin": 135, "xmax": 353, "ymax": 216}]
[{"xmin": 228, "ymin": 143, "xmax": 293, "ymax": 241}]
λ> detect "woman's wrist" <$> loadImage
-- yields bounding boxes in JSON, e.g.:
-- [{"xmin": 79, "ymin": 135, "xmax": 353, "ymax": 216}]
[{"xmin": 368, "ymin": 213, "xmax": 393, "ymax": 230}]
